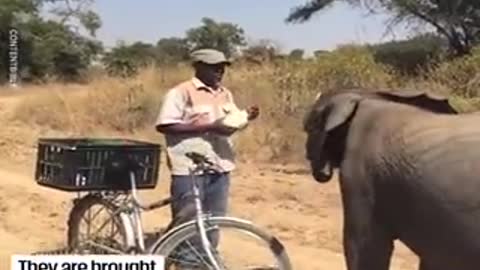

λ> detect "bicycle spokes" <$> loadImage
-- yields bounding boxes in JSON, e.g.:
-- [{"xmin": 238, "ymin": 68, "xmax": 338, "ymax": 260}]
[
  {"xmin": 164, "ymin": 222, "xmax": 281, "ymax": 270},
  {"xmin": 70, "ymin": 197, "xmax": 126, "ymax": 254}
]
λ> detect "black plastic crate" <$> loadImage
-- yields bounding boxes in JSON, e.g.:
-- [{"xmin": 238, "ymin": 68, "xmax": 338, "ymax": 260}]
[{"xmin": 34, "ymin": 138, "xmax": 161, "ymax": 192}]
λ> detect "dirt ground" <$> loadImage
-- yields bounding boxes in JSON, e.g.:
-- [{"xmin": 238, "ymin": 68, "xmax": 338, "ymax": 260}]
[{"xmin": 0, "ymin": 91, "xmax": 420, "ymax": 270}]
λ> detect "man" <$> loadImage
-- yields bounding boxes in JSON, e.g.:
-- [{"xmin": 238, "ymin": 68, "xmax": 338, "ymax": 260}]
[{"xmin": 155, "ymin": 48, "xmax": 259, "ymax": 245}]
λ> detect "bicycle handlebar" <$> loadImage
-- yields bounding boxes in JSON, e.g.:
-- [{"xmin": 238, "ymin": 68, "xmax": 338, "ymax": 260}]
[
  {"xmin": 185, "ymin": 151, "xmax": 222, "ymax": 174},
  {"xmin": 185, "ymin": 151, "xmax": 214, "ymax": 166}
]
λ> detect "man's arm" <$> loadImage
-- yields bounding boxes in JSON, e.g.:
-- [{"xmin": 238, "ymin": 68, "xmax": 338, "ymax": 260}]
[
  {"xmin": 155, "ymin": 87, "xmax": 196, "ymax": 134},
  {"xmin": 157, "ymin": 120, "xmax": 236, "ymax": 135},
  {"xmin": 155, "ymin": 88, "xmax": 235, "ymax": 135},
  {"xmin": 156, "ymin": 121, "xmax": 212, "ymax": 134}
]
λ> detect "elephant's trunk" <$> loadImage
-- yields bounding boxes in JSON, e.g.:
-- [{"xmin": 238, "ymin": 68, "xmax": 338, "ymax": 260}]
[
  {"xmin": 306, "ymin": 131, "xmax": 334, "ymax": 183},
  {"xmin": 312, "ymin": 161, "xmax": 333, "ymax": 182}
]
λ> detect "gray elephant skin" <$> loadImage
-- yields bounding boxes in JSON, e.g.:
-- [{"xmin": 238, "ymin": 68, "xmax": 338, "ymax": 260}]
[{"xmin": 303, "ymin": 88, "xmax": 480, "ymax": 270}]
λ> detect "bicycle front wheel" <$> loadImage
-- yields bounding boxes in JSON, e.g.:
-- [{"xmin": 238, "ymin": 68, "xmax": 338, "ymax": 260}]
[{"xmin": 151, "ymin": 216, "xmax": 292, "ymax": 270}]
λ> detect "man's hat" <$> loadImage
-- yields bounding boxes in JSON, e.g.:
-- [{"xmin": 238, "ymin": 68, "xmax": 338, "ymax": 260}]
[{"xmin": 190, "ymin": 49, "xmax": 231, "ymax": 65}]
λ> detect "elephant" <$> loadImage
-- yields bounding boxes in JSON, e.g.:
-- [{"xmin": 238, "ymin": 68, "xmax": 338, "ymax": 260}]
[{"xmin": 302, "ymin": 88, "xmax": 480, "ymax": 270}]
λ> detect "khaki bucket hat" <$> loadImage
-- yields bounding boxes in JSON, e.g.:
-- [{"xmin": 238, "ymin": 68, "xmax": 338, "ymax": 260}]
[{"xmin": 190, "ymin": 48, "xmax": 231, "ymax": 65}]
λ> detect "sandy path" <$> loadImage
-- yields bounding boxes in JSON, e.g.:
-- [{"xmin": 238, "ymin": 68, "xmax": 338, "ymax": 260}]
[{"xmin": 0, "ymin": 166, "xmax": 68, "ymax": 269}]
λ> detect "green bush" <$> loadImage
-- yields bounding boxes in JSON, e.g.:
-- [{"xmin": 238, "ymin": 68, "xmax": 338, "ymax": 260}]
[
  {"xmin": 307, "ymin": 45, "xmax": 396, "ymax": 91},
  {"xmin": 369, "ymin": 34, "xmax": 447, "ymax": 76}
]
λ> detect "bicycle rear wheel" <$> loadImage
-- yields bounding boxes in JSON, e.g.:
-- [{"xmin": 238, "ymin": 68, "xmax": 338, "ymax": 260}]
[
  {"xmin": 151, "ymin": 216, "xmax": 292, "ymax": 270},
  {"xmin": 67, "ymin": 193, "xmax": 128, "ymax": 254}
]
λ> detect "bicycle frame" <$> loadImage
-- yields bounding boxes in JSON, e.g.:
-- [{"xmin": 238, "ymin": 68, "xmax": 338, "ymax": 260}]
[
  {"xmin": 128, "ymin": 171, "xmax": 147, "ymax": 252},
  {"xmin": 112, "ymin": 156, "xmax": 226, "ymax": 269},
  {"xmin": 189, "ymin": 162, "xmax": 225, "ymax": 270}
]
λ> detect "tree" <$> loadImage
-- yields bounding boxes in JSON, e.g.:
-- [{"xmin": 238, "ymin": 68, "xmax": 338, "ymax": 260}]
[
  {"xmin": 313, "ymin": 49, "xmax": 329, "ymax": 58},
  {"xmin": 155, "ymin": 37, "xmax": 190, "ymax": 64},
  {"xmin": 45, "ymin": 0, "xmax": 102, "ymax": 37},
  {"xmin": 241, "ymin": 38, "xmax": 279, "ymax": 63},
  {"xmin": 285, "ymin": 0, "xmax": 480, "ymax": 57},
  {"xmin": 0, "ymin": 0, "xmax": 103, "ymax": 83},
  {"xmin": 101, "ymin": 41, "xmax": 157, "ymax": 77},
  {"xmin": 289, "ymin": 48, "xmax": 304, "ymax": 59},
  {"xmin": 186, "ymin": 17, "xmax": 246, "ymax": 57},
  {"xmin": 23, "ymin": 17, "xmax": 101, "ymax": 81},
  {"xmin": 368, "ymin": 33, "xmax": 447, "ymax": 75}
]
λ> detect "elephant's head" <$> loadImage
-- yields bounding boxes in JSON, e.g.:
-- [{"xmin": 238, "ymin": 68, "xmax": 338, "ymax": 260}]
[{"xmin": 303, "ymin": 88, "xmax": 458, "ymax": 183}]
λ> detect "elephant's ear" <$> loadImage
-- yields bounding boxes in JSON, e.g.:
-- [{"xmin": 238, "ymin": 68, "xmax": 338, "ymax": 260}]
[
  {"xmin": 375, "ymin": 90, "xmax": 458, "ymax": 114},
  {"xmin": 304, "ymin": 92, "xmax": 361, "ymax": 132},
  {"xmin": 324, "ymin": 95, "xmax": 361, "ymax": 131}
]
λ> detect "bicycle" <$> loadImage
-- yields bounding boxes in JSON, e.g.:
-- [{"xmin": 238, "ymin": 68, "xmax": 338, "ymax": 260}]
[{"xmin": 34, "ymin": 138, "xmax": 292, "ymax": 270}]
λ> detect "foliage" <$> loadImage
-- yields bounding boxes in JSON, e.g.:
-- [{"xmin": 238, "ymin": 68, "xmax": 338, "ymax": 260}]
[
  {"xmin": 24, "ymin": 17, "xmax": 101, "ymax": 81},
  {"xmin": 102, "ymin": 17, "xmax": 248, "ymax": 78},
  {"xmin": 368, "ymin": 33, "xmax": 447, "ymax": 76},
  {"xmin": 240, "ymin": 39, "xmax": 279, "ymax": 63},
  {"xmin": 307, "ymin": 45, "xmax": 396, "ymax": 91},
  {"xmin": 428, "ymin": 46, "xmax": 480, "ymax": 98},
  {"xmin": 44, "ymin": 0, "xmax": 101, "ymax": 37},
  {"xmin": 185, "ymin": 17, "xmax": 247, "ymax": 58},
  {"xmin": 286, "ymin": 0, "xmax": 337, "ymax": 23},
  {"xmin": 286, "ymin": 0, "xmax": 480, "ymax": 57},
  {"xmin": 289, "ymin": 49, "xmax": 304, "ymax": 59},
  {"xmin": 155, "ymin": 37, "xmax": 190, "ymax": 64},
  {"xmin": 313, "ymin": 49, "xmax": 328, "ymax": 58},
  {"xmin": 0, "ymin": 0, "xmax": 103, "ymax": 83},
  {"xmin": 102, "ymin": 42, "xmax": 156, "ymax": 77}
]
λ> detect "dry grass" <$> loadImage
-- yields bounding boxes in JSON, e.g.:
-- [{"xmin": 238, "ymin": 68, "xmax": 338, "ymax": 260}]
[{"xmin": 3, "ymin": 45, "xmax": 480, "ymax": 164}]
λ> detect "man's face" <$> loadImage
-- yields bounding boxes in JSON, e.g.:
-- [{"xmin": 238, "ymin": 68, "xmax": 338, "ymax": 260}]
[{"xmin": 195, "ymin": 62, "xmax": 227, "ymax": 88}]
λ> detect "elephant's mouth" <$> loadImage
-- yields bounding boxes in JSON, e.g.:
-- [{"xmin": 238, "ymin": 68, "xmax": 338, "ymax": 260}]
[{"xmin": 311, "ymin": 160, "xmax": 333, "ymax": 183}]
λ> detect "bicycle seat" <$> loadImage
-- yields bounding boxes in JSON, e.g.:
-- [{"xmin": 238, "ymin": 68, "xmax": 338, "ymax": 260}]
[
  {"xmin": 104, "ymin": 152, "xmax": 144, "ymax": 190},
  {"xmin": 107, "ymin": 154, "xmax": 143, "ymax": 171},
  {"xmin": 185, "ymin": 152, "xmax": 213, "ymax": 166}
]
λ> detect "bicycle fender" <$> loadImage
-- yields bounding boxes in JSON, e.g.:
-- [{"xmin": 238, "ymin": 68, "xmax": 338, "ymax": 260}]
[{"xmin": 118, "ymin": 212, "xmax": 136, "ymax": 249}]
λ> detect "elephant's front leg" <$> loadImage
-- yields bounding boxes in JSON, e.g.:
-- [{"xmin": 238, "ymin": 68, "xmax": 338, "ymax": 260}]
[{"xmin": 341, "ymin": 180, "xmax": 394, "ymax": 270}]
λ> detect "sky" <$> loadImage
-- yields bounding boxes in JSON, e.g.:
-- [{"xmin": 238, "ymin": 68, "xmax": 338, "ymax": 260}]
[{"xmin": 69, "ymin": 0, "xmax": 416, "ymax": 55}]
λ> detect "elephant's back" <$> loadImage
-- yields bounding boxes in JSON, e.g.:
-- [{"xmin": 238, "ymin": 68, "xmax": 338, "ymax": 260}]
[
  {"xmin": 395, "ymin": 112, "xmax": 480, "ymax": 180},
  {"xmin": 378, "ymin": 111, "xmax": 480, "ymax": 265},
  {"xmin": 387, "ymin": 110, "xmax": 480, "ymax": 213}
]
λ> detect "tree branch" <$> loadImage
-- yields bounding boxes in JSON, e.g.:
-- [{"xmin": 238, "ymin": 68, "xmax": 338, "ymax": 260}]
[
  {"xmin": 399, "ymin": 1, "xmax": 451, "ymax": 39},
  {"xmin": 285, "ymin": 0, "xmax": 336, "ymax": 23}
]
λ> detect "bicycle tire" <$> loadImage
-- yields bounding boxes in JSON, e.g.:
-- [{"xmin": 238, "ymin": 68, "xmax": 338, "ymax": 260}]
[
  {"xmin": 151, "ymin": 216, "xmax": 292, "ymax": 270},
  {"xmin": 67, "ymin": 194, "xmax": 128, "ymax": 254}
]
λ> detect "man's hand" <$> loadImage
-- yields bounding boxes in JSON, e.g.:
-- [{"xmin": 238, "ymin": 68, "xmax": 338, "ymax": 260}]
[
  {"xmin": 190, "ymin": 113, "xmax": 237, "ymax": 135},
  {"xmin": 210, "ymin": 122, "xmax": 238, "ymax": 136},
  {"xmin": 247, "ymin": 105, "xmax": 259, "ymax": 121},
  {"xmin": 156, "ymin": 112, "xmax": 213, "ymax": 134},
  {"xmin": 213, "ymin": 125, "xmax": 237, "ymax": 136}
]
